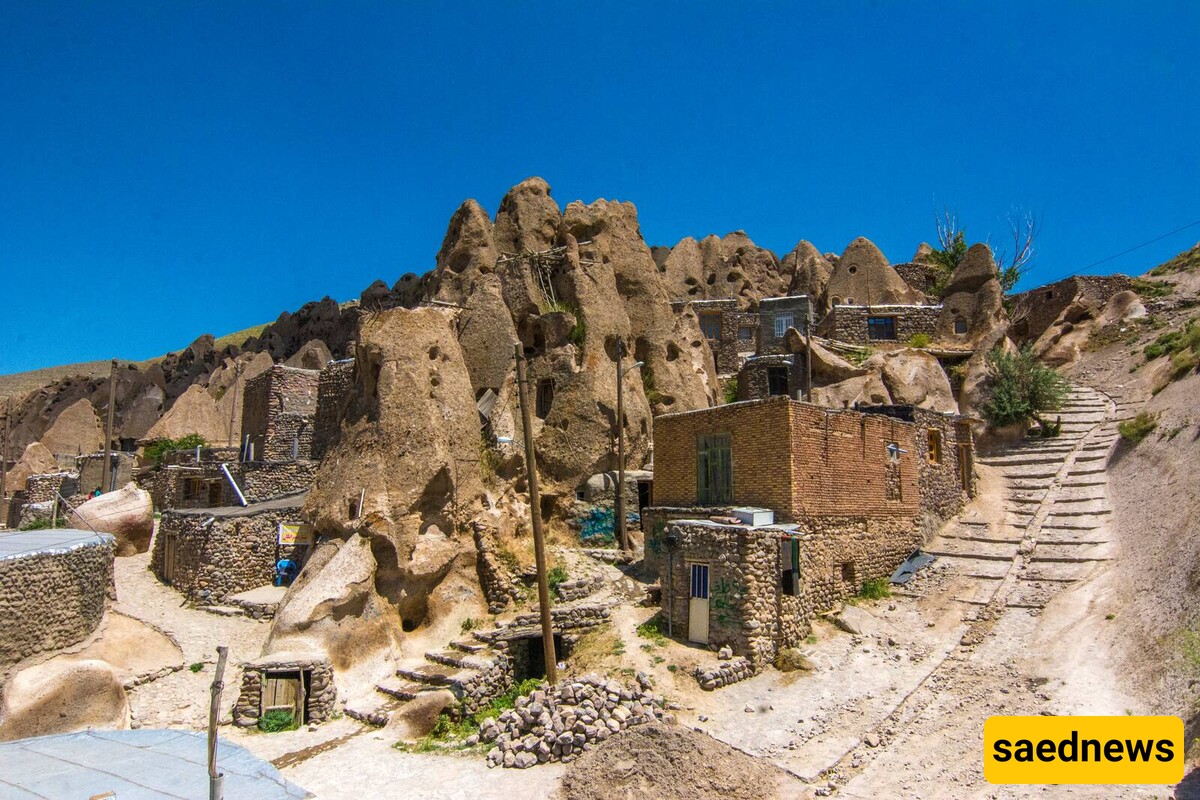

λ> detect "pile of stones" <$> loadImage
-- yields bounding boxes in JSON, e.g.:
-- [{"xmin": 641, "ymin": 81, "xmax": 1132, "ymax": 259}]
[
  {"xmin": 694, "ymin": 652, "xmax": 755, "ymax": 691},
  {"xmin": 480, "ymin": 673, "xmax": 665, "ymax": 768}
]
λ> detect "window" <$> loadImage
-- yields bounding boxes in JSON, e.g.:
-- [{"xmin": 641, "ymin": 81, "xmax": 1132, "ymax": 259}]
[
  {"xmin": 767, "ymin": 366, "xmax": 789, "ymax": 397},
  {"xmin": 690, "ymin": 563, "xmax": 709, "ymax": 599},
  {"xmin": 182, "ymin": 478, "xmax": 203, "ymax": 502},
  {"xmin": 737, "ymin": 326, "xmax": 755, "ymax": 342},
  {"xmin": 867, "ymin": 316, "xmax": 897, "ymax": 340},
  {"xmin": 536, "ymin": 379, "xmax": 554, "ymax": 419},
  {"xmin": 700, "ymin": 314, "xmax": 721, "ymax": 341},
  {"xmin": 954, "ymin": 317, "xmax": 968, "ymax": 335},
  {"xmin": 927, "ymin": 429, "xmax": 942, "ymax": 464},
  {"xmin": 773, "ymin": 312, "xmax": 795, "ymax": 339},
  {"xmin": 696, "ymin": 433, "xmax": 732, "ymax": 505},
  {"xmin": 780, "ymin": 538, "xmax": 800, "ymax": 596}
]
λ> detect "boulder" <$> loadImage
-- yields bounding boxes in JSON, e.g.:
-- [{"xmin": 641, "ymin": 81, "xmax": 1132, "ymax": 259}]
[
  {"xmin": 773, "ymin": 647, "xmax": 815, "ymax": 672},
  {"xmin": 811, "ymin": 372, "xmax": 892, "ymax": 409},
  {"xmin": 40, "ymin": 398, "xmax": 104, "ymax": 456},
  {"xmin": 68, "ymin": 483, "xmax": 154, "ymax": 556},
  {"xmin": 834, "ymin": 605, "xmax": 880, "ymax": 636},
  {"xmin": 284, "ymin": 339, "xmax": 333, "ymax": 371},
  {"xmin": 783, "ymin": 333, "xmax": 866, "ymax": 384},
  {"xmin": 385, "ymin": 689, "xmax": 457, "ymax": 740},
  {"xmin": 867, "ymin": 349, "xmax": 959, "ymax": 413},
  {"xmin": 0, "ymin": 658, "xmax": 129, "ymax": 741},
  {"xmin": 825, "ymin": 237, "xmax": 926, "ymax": 307},
  {"xmin": 143, "ymin": 384, "xmax": 229, "ymax": 444},
  {"xmin": 3, "ymin": 442, "xmax": 58, "ymax": 492}
]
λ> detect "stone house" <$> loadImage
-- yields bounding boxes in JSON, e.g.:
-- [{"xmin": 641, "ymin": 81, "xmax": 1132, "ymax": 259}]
[
  {"xmin": 241, "ymin": 365, "xmax": 320, "ymax": 463},
  {"xmin": 1007, "ymin": 275, "xmax": 1134, "ymax": 345},
  {"xmin": 817, "ymin": 303, "xmax": 942, "ymax": 346},
  {"xmin": 736, "ymin": 354, "xmax": 807, "ymax": 402},
  {"xmin": 312, "ymin": 358, "xmax": 354, "ymax": 460},
  {"xmin": 671, "ymin": 299, "xmax": 758, "ymax": 375},
  {"xmin": 647, "ymin": 396, "xmax": 973, "ymax": 667},
  {"xmin": 76, "ymin": 452, "xmax": 137, "ymax": 496},
  {"xmin": 152, "ymin": 493, "xmax": 313, "ymax": 604},
  {"xmin": 757, "ymin": 295, "xmax": 813, "ymax": 355}
]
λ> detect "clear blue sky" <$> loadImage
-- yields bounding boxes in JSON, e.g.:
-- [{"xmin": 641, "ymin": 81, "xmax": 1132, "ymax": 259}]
[{"xmin": 2, "ymin": 2, "xmax": 1198, "ymax": 374}]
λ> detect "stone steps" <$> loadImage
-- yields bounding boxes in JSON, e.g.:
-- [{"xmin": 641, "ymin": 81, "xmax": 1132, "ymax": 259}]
[
  {"xmin": 926, "ymin": 555, "xmax": 1014, "ymax": 578},
  {"xmin": 450, "ymin": 639, "xmax": 488, "ymax": 654},
  {"xmin": 424, "ymin": 648, "xmax": 494, "ymax": 671},
  {"xmin": 395, "ymin": 663, "xmax": 479, "ymax": 688},
  {"xmin": 375, "ymin": 676, "xmax": 439, "ymax": 702},
  {"xmin": 926, "ymin": 539, "xmax": 1018, "ymax": 560}
]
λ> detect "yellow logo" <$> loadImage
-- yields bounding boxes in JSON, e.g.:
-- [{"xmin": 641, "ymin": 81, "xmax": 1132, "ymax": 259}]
[{"xmin": 984, "ymin": 716, "xmax": 1184, "ymax": 784}]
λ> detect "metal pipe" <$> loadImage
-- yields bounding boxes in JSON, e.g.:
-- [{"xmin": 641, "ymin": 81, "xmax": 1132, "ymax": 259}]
[
  {"xmin": 220, "ymin": 464, "xmax": 248, "ymax": 507},
  {"xmin": 615, "ymin": 337, "xmax": 626, "ymax": 551}
]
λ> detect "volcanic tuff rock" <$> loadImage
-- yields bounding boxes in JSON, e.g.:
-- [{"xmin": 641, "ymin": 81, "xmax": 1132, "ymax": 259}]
[
  {"xmin": 0, "ymin": 659, "xmax": 129, "ymax": 741},
  {"xmin": 284, "ymin": 339, "xmax": 333, "ymax": 371},
  {"xmin": 3, "ymin": 442, "xmax": 58, "ymax": 492},
  {"xmin": 825, "ymin": 237, "xmax": 927, "ymax": 307},
  {"xmin": 936, "ymin": 243, "xmax": 1006, "ymax": 345},
  {"xmin": 39, "ymin": 398, "xmax": 104, "ymax": 456},
  {"xmin": 270, "ymin": 307, "xmax": 487, "ymax": 669},
  {"xmin": 142, "ymin": 384, "xmax": 228, "ymax": 444}
]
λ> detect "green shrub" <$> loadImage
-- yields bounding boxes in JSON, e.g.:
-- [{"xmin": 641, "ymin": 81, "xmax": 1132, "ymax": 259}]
[
  {"xmin": 907, "ymin": 333, "xmax": 932, "ymax": 348},
  {"xmin": 1150, "ymin": 244, "xmax": 1200, "ymax": 276},
  {"xmin": 1118, "ymin": 412, "xmax": 1158, "ymax": 444},
  {"xmin": 18, "ymin": 518, "xmax": 54, "ymax": 531},
  {"xmin": 189, "ymin": 662, "xmax": 205, "ymax": 673},
  {"xmin": 547, "ymin": 566, "xmax": 569, "ymax": 592},
  {"xmin": 1131, "ymin": 278, "xmax": 1174, "ymax": 298},
  {"xmin": 258, "ymin": 710, "xmax": 299, "ymax": 733},
  {"xmin": 641, "ymin": 366, "xmax": 663, "ymax": 405},
  {"xmin": 857, "ymin": 578, "xmax": 892, "ymax": 600},
  {"xmin": 460, "ymin": 617, "xmax": 477, "ymax": 633},
  {"xmin": 636, "ymin": 614, "xmax": 669, "ymax": 646},
  {"xmin": 722, "ymin": 377, "xmax": 739, "ymax": 404},
  {"xmin": 568, "ymin": 313, "xmax": 586, "ymax": 348},
  {"xmin": 144, "ymin": 433, "xmax": 208, "ymax": 467},
  {"xmin": 980, "ymin": 346, "xmax": 1069, "ymax": 432}
]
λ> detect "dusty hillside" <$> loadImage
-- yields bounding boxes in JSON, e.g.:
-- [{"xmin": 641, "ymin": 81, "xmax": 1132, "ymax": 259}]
[{"xmin": 1063, "ymin": 244, "xmax": 1200, "ymax": 741}]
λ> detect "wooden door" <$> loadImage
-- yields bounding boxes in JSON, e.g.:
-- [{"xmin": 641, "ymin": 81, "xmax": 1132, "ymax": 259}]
[
  {"xmin": 688, "ymin": 563, "xmax": 709, "ymax": 644},
  {"xmin": 262, "ymin": 671, "xmax": 304, "ymax": 722}
]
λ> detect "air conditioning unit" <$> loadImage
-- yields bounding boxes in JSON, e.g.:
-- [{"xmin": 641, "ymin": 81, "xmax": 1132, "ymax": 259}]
[{"xmin": 732, "ymin": 507, "xmax": 774, "ymax": 526}]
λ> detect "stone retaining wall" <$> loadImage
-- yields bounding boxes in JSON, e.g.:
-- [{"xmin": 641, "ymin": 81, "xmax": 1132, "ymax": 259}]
[
  {"xmin": 694, "ymin": 656, "xmax": 754, "ymax": 690},
  {"xmin": 0, "ymin": 532, "xmax": 115, "ymax": 676}
]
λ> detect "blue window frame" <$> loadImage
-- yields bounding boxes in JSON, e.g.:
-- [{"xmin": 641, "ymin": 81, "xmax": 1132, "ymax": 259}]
[{"xmin": 690, "ymin": 563, "xmax": 709, "ymax": 599}]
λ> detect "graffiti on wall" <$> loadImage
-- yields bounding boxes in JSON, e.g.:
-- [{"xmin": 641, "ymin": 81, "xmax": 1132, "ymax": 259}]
[{"xmin": 711, "ymin": 576, "xmax": 746, "ymax": 626}]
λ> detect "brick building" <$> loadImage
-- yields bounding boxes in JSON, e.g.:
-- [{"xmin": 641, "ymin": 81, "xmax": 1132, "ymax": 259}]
[
  {"xmin": 817, "ymin": 303, "xmax": 942, "ymax": 346},
  {"xmin": 241, "ymin": 365, "xmax": 320, "ymax": 463},
  {"xmin": 647, "ymin": 396, "xmax": 973, "ymax": 667}
]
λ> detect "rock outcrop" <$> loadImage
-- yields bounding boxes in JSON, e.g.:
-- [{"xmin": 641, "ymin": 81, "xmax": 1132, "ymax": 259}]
[
  {"xmin": 936, "ymin": 244, "xmax": 1005, "ymax": 345},
  {"xmin": 142, "ymin": 384, "xmax": 229, "ymax": 444},
  {"xmin": 0, "ymin": 659, "xmax": 129, "ymax": 741},
  {"xmin": 3, "ymin": 442, "xmax": 58, "ymax": 492},
  {"xmin": 284, "ymin": 339, "xmax": 333, "ymax": 371},
  {"xmin": 825, "ymin": 238, "xmax": 926, "ymax": 307},
  {"xmin": 39, "ymin": 398, "xmax": 104, "ymax": 456},
  {"xmin": 68, "ymin": 483, "xmax": 154, "ymax": 556},
  {"xmin": 269, "ymin": 307, "xmax": 487, "ymax": 670}
]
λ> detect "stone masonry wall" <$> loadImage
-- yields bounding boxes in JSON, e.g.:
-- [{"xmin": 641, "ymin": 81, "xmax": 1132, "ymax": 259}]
[
  {"xmin": 241, "ymin": 366, "xmax": 320, "ymax": 463},
  {"xmin": 0, "ymin": 533, "xmax": 115, "ymax": 675},
  {"xmin": 152, "ymin": 505, "xmax": 310, "ymax": 603},
  {"xmin": 1008, "ymin": 275, "xmax": 1134, "ymax": 345},
  {"xmin": 313, "ymin": 359, "xmax": 354, "ymax": 460},
  {"xmin": 76, "ymin": 452, "xmax": 136, "ymax": 496},
  {"xmin": 819, "ymin": 304, "xmax": 941, "ymax": 345},
  {"xmin": 737, "ymin": 355, "xmax": 807, "ymax": 402}
]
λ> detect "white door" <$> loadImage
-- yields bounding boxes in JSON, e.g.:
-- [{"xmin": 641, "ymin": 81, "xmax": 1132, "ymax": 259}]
[{"xmin": 688, "ymin": 563, "xmax": 710, "ymax": 644}]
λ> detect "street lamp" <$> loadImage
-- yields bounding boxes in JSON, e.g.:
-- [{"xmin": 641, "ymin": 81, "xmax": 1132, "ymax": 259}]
[{"xmin": 614, "ymin": 335, "xmax": 644, "ymax": 553}]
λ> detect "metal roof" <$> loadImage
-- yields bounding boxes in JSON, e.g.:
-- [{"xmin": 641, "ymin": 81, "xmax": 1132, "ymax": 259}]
[
  {"xmin": 0, "ymin": 729, "xmax": 311, "ymax": 799},
  {"xmin": 0, "ymin": 529, "xmax": 114, "ymax": 563}
]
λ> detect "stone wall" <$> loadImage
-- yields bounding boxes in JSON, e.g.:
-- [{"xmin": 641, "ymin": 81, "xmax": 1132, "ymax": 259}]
[
  {"xmin": 894, "ymin": 262, "xmax": 940, "ymax": 296},
  {"xmin": 142, "ymin": 460, "xmax": 318, "ymax": 511},
  {"xmin": 1008, "ymin": 275, "xmax": 1134, "ymax": 345},
  {"xmin": 818, "ymin": 304, "xmax": 942, "ymax": 345},
  {"xmin": 737, "ymin": 354, "xmax": 807, "ymax": 402},
  {"xmin": 859, "ymin": 405, "xmax": 974, "ymax": 519},
  {"xmin": 758, "ymin": 295, "xmax": 812, "ymax": 355},
  {"xmin": 241, "ymin": 366, "xmax": 320, "ymax": 463},
  {"xmin": 659, "ymin": 513, "xmax": 923, "ymax": 667},
  {"xmin": 0, "ymin": 531, "xmax": 115, "ymax": 676},
  {"xmin": 694, "ymin": 656, "xmax": 754, "ymax": 690},
  {"xmin": 653, "ymin": 397, "xmax": 922, "ymax": 522},
  {"xmin": 672, "ymin": 299, "xmax": 752, "ymax": 375},
  {"xmin": 233, "ymin": 654, "xmax": 337, "ymax": 727},
  {"xmin": 24, "ymin": 472, "xmax": 75, "ymax": 505},
  {"xmin": 152, "ymin": 500, "xmax": 311, "ymax": 603},
  {"xmin": 641, "ymin": 505, "xmax": 734, "ymax": 575},
  {"xmin": 313, "ymin": 359, "xmax": 354, "ymax": 460}
]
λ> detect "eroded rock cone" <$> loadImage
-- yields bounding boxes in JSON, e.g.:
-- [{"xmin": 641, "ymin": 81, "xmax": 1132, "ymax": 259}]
[
  {"xmin": 3, "ymin": 442, "xmax": 58, "ymax": 492},
  {"xmin": 39, "ymin": 398, "xmax": 104, "ymax": 456},
  {"xmin": 142, "ymin": 384, "xmax": 228, "ymax": 444}
]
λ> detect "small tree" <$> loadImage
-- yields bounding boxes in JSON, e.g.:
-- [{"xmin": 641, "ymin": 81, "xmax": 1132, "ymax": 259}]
[
  {"xmin": 144, "ymin": 433, "xmax": 208, "ymax": 467},
  {"xmin": 930, "ymin": 207, "xmax": 1039, "ymax": 295},
  {"xmin": 980, "ymin": 347, "xmax": 1069, "ymax": 434},
  {"xmin": 928, "ymin": 209, "xmax": 968, "ymax": 296}
]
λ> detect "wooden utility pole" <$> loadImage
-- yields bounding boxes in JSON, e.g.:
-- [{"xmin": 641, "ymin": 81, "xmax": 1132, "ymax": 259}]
[
  {"xmin": 208, "ymin": 645, "xmax": 229, "ymax": 800},
  {"xmin": 614, "ymin": 337, "xmax": 628, "ymax": 552},
  {"xmin": 226, "ymin": 363, "xmax": 241, "ymax": 446},
  {"xmin": 804, "ymin": 306, "xmax": 814, "ymax": 402},
  {"xmin": 1, "ymin": 398, "xmax": 10, "ymax": 507},
  {"xmin": 101, "ymin": 359, "xmax": 117, "ymax": 493},
  {"xmin": 514, "ymin": 344, "xmax": 557, "ymax": 685}
]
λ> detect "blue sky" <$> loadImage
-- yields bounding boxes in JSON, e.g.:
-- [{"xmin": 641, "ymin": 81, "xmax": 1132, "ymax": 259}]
[{"xmin": 2, "ymin": 2, "xmax": 1198, "ymax": 374}]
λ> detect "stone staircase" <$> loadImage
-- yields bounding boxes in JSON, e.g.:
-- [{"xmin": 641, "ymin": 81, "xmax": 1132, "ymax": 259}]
[{"xmin": 921, "ymin": 385, "xmax": 1122, "ymax": 609}]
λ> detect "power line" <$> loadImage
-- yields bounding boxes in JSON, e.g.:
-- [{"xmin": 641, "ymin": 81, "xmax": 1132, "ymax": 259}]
[{"xmin": 1061, "ymin": 216, "xmax": 1200, "ymax": 279}]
